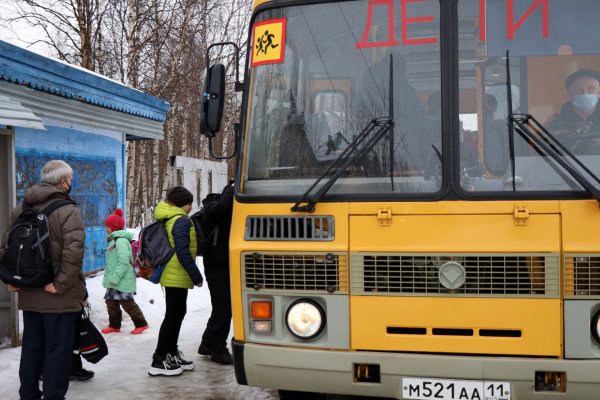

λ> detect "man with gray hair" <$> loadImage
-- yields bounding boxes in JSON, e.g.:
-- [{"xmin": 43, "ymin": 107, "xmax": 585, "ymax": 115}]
[{"xmin": 0, "ymin": 159, "xmax": 86, "ymax": 400}]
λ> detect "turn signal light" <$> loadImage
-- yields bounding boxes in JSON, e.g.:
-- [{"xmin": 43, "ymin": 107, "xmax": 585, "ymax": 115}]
[{"xmin": 251, "ymin": 301, "xmax": 272, "ymax": 319}]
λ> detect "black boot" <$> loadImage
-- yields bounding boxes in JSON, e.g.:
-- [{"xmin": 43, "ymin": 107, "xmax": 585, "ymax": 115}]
[
  {"xmin": 198, "ymin": 341, "xmax": 213, "ymax": 356},
  {"xmin": 71, "ymin": 352, "xmax": 94, "ymax": 381},
  {"xmin": 211, "ymin": 348, "xmax": 233, "ymax": 365},
  {"xmin": 70, "ymin": 368, "xmax": 95, "ymax": 381}
]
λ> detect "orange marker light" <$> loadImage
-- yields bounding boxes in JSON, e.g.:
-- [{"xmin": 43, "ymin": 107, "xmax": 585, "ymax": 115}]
[{"xmin": 251, "ymin": 301, "xmax": 272, "ymax": 319}]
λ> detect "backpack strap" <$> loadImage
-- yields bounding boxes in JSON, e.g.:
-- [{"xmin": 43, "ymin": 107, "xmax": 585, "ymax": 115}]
[
  {"xmin": 40, "ymin": 199, "xmax": 76, "ymax": 217},
  {"xmin": 31, "ymin": 199, "xmax": 76, "ymax": 250},
  {"xmin": 155, "ymin": 214, "xmax": 181, "ymax": 249}
]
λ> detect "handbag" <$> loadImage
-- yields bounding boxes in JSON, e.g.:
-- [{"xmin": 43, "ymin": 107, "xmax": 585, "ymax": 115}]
[
  {"xmin": 78, "ymin": 305, "xmax": 108, "ymax": 363},
  {"xmin": 147, "ymin": 264, "xmax": 165, "ymax": 284},
  {"xmin": 138, "ymin": 262, "xmax": 166, "ymax": 284}
]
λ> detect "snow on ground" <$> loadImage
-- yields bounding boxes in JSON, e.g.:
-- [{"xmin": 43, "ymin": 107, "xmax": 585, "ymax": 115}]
[{"xmin": 0, "ymin": 263, "xmax": 278, "ymax": 400}]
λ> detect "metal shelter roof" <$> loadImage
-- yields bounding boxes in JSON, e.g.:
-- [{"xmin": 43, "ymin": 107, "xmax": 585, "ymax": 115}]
[
  {"xmin": 0, "ymin": 94, "xmax": 44, "ymax": 130},
  {"xmin": 0, "ymin": 41, "xmax": 169, "ymax": 140}
]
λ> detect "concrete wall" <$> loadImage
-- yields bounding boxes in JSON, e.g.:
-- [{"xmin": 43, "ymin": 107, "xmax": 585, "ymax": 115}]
[{"xmin": 171, "ymin": 156, "xmax": 229, "ymax": 214}]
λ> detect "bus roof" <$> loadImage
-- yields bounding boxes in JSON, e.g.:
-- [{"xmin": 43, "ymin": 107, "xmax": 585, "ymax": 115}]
[{"xmin": 253, "ymin": 0, "xmax": 273, "ymax": 10}]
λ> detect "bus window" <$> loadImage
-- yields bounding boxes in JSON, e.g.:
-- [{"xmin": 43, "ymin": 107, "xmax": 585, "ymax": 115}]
[{"xmin": 459, "ymin": 0, "xmax": 600, "ymax": 194}]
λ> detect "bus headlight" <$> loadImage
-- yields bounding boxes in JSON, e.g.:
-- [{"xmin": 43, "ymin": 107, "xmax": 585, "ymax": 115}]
[
  {"xmin": 285, "ymin": 299, "xmax": 326, "ymax": 340},
  {"xmin": 592, "ymin": 309, "xmax": 600, "ymax": 344}
]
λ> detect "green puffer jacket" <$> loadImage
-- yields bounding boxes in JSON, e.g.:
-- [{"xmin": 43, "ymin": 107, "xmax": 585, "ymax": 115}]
[
  {"xmin": 103, "ymin": 230, "xmax": 137, "ymax": 293},
  {"xmin": 154, "ymin": 201, "xmax": 199, "ymax": 289}
]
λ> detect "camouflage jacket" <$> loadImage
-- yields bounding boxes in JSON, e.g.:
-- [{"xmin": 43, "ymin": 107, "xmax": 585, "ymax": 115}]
[{"xmin": 547, "ymin": 102, "xmax": 600, "ymax": 154}]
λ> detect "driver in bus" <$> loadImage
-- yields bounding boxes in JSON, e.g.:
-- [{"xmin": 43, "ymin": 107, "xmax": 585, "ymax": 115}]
[
  {"xmin": 358, "ymin": 37, "xmax": 430, "ymax": 176},
  {"xmin": 548, "ymin": 69, "xmax": 600, "ymax": 154}
]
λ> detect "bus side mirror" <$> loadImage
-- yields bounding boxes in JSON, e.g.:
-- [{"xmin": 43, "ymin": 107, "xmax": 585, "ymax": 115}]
[{"xmin": 200, "ymin": 63, "xmax": 226, "ymax": 137}]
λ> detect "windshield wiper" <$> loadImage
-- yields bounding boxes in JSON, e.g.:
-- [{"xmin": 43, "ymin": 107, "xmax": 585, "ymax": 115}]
[
  {"xmin": 292, "ymin": 54, "xmax": 396, "ymax": 212},
  {"xmin": 504, "ymin": 52, "xmax": 600, "ymax": 203},
  {"xmin": 291, "ymin": 117, "xmax": 394, "ymax": 212},
  {"xmin": 508, "ymin": 113, "xmax": 600, "ymax": 203}
]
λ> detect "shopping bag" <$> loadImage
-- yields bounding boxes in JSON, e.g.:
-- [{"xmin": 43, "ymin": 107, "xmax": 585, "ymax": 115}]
[{"xmin": 79, "ymin": 306, "xmax": 108, "ymax": 363}]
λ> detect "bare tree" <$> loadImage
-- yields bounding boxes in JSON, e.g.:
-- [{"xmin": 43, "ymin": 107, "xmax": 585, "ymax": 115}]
[
  {"xmin": 7, "ymin": 0, "xmax": 107, "ymax": 70},
  {"xmin": 2, "ymin": 0, "xmax": 252, "ymax": 227}
]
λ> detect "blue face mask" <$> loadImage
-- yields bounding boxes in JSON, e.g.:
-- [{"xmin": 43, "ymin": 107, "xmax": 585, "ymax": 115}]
[{"xmin": 573, "ymin": 94, "xmax": 598, "ymax": 112}]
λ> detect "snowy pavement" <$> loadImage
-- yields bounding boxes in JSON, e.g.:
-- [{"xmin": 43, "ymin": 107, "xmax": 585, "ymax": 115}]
[
  {"xmin": 0, "ymin": 266, "xmax": 390, "ymax": 400},
  {"xmin": 0, "ymin": 266, "xmax": 278, "ymax": 400}
]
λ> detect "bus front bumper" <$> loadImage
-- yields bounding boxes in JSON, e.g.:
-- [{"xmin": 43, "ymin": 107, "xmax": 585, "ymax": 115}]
[{"xmin": 232, "ymin": 339, "xmax": 600, "ymax": 399}]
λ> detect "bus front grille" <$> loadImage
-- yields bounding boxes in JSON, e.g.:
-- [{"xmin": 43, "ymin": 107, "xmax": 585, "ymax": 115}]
[
  {"xmin": 351, "ymin": 253, "xmax": 559, "ymax": 297},
  {"xmin": 564, "ymin": 255, "xmax": 600, "ymax": 298},
  {"xmin": 243, "ymin": 252, "xmax": 348, "ymax": 293},
  {"xmin": 244, "ymin": 216, "xmax": 334, "ymax": 241}
]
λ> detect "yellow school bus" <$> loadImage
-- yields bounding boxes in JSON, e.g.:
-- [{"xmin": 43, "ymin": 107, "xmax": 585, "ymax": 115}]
[{"xmin": 201, "ymin": 0, "xmax": 600, "ymax": 398}]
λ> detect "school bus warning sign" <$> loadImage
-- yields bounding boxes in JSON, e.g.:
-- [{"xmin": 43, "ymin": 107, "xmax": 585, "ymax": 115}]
[{"xmin": 251, "ymin": 18, "xmax": 286, "ymax": 67}]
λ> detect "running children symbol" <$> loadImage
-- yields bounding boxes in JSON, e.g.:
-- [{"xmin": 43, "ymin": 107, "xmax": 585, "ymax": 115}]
[{"xmin": 251, "ymin": 18, "xmax": 287, "ymax": 67}]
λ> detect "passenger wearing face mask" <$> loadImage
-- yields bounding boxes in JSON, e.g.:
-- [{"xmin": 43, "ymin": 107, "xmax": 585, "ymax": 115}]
[{"xmin": 549, "ymin": 69, "xmax": 600, "ymax": 154}]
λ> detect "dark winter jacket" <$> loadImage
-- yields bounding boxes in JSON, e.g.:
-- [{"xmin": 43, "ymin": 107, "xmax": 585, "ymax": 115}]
[
  {"xmin": 201, "ymin": 185, "xmax": 234, "ymax": 268},
  {"xmin": 0, "ymin": 184, "xmax": 86, "ymax": 313},
  {"xmin": 154, "ymin": 201, "xmax": 203, "ymax": 288},
  {"xmin": 548, "ymin": 102, "xmax": 600, "ymax": 154}
]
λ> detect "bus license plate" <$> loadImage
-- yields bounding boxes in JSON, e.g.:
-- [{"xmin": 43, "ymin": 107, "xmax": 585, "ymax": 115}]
[{"xmin": 402, "ymin": 377, "xmax": 511, "ymax": 400}]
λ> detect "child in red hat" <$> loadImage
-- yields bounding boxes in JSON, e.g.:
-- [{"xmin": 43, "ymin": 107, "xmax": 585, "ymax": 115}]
[{"xmin": 101, "ymin": 208, "xmax": 149, "ymax": 335}]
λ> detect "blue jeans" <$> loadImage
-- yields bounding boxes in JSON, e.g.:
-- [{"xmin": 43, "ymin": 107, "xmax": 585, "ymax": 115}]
[{"xmin": 19, "ymin": 310, "xmax": 79, "ymax": 400}]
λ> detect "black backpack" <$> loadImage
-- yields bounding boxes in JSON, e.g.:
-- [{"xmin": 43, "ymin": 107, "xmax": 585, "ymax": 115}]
[
  {"xmin": 190, "ymin": 194, "xmax": 223, "ymax": 257},
  {"xmin": 0, "ymin": 199, "xmax": 74, "ymax": 288},
  {"xmin": 135, "ymin": 218, "xmax": 176, "ymax": 282}
]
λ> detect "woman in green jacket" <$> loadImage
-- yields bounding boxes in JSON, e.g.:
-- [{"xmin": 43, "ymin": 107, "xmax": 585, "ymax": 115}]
[
  {"xmin": 101, "ymin": 208, "xmax": 148, "ymax": 335},
  {"xmin": 148, "ymin": 187, "xmax": 204, "ymax": 377}
]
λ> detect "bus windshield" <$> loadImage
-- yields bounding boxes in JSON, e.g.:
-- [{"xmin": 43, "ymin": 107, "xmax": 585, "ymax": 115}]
[
  {"xmin": 243, "ymin": 0, "xmax": 441, "ymax": 197},
  {"xmin": 243, "ymin": 0, "xmax": 600, "ymax": 199}
]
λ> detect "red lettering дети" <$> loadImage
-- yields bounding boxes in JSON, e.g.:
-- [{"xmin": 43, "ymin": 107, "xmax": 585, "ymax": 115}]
[
  {"xmin": 356, "ymin": 0, "xmax": 398, "ymax": 48},
  {"xmin": 507, "ymin": 0, "xmax": 549, "ymax": 40},
  {"xmin": 357, "ymin": 0, "xmax": 437, "ymax": 48},
  {"xmin": 401, "ymin": 0, "xmax": 437, "ymax": 45}
]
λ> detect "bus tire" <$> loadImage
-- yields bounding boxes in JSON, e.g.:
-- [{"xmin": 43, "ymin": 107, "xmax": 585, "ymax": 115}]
[{"xmin": 278, "ymin": 390, "xmax": 326, "ymax": 400}]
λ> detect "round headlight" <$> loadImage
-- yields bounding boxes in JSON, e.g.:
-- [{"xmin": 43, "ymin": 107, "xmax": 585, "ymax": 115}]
[
  {"xmin": 285, "ymin": 299, "xmax": 326, "ymax": 340},
  {"xmin": 591, "ymin": 309, "xmax": 600, "ymax": 344}
]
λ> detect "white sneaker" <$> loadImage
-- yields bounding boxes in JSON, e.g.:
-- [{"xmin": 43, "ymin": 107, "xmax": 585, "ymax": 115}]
[
  {"xmin": 168, "ymin": 350, "xmax": 194, "ymax": 371},
  {"xmin": 148, "ymin": 354, "xmax": 183, "ymax": 376}
]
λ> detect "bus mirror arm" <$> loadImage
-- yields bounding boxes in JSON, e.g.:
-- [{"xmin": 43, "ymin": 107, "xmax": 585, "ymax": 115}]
[
  {"xmin": 508, "ymin": 113, "xmax": 600, "ymax": 205},
  {"xmin": 200, "ymin": 42, "xmax": 243, "ymax": 160},
  {"xmin": 291, "ymin": 117, "xmax": 394, "ymax": 213}
]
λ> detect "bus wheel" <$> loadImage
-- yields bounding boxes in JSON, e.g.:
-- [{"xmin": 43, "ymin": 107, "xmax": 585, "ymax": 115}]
[{"xmin": 278, "ymin": 390, "xmax": 326, "ymax": 400}]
